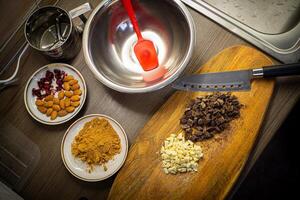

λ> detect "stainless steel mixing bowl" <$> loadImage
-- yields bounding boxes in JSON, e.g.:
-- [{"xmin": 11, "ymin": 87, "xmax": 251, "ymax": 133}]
[{"xmin": 83, "ymin": 0, "xmax": 195, "ymax": 93}]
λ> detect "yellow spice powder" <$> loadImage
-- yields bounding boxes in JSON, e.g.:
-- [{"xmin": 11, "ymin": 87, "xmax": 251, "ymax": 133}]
[{"xmin": 71, "ymin": 118, "xmax": 121, "ymax": 172}]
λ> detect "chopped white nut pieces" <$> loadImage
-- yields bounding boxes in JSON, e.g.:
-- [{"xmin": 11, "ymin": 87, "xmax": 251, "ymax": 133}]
[{"xmin": 160, "ymin": 133, "xmax": 203, "ymax": 174}]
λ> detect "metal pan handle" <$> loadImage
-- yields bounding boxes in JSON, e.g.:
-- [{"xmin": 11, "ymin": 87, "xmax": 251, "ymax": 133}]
[{"xmin": 0, "ymin": 43, "xmax": 29, "ymax": 91}]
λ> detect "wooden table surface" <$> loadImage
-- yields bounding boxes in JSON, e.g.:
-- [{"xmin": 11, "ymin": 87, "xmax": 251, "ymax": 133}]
[{"xmin": 0, "ymin": 0, "xmax": 299, "ymax": 199}]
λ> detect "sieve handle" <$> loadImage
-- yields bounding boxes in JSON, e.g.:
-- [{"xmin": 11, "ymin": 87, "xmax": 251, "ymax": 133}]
[{"xmin": 69, "ymin": 3, "xmax": 92, "ymax": 33}]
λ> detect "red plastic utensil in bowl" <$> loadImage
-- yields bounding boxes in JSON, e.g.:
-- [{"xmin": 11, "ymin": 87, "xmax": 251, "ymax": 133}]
[{"xmin": 121, "ymin": 0, "xmax": 159, "ymax": 71}]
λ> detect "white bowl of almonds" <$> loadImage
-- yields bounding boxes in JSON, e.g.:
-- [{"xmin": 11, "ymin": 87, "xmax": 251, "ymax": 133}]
[{"xmin": 24, "ymin": 63, "xmax": 87, "ymax": 125}]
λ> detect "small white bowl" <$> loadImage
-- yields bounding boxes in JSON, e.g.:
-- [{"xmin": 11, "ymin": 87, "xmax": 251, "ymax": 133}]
[
  {"xmin": 24, "ymin": 63, "xmax": 87, "ymax": 125},
  {"xmin": 61, "ymin": 114, "xmax": 128, "ymax": 182}
]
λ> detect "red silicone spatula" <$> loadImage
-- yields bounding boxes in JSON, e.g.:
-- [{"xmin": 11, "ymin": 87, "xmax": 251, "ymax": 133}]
[{"xmin": 121, "ymin": 0, "xmax": 159, "ymax": 71}]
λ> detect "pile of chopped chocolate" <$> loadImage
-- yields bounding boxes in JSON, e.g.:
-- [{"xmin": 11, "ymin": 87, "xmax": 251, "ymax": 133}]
[{"xmin": 180, "ymin": 92, "xmax": 242, "ymax": 142}]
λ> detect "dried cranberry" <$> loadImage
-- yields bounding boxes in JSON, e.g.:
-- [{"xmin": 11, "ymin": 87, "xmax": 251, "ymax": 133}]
[
  {"xmin": 56, "ymin": 79, "xmax": 63, "ymax": 86},
  {"xmin": 54, "ymin": 69, "xmax": 61, "ymax": 74},
  {"xmin": 37, "ymin": 81, "xmax": 43, "ymax": 88},
  {"xmin": 32, "ymin": 69, "xmax": 67, "ymax": 98},
  {"xmin": 43, "ymin": 85, "xmax": 51, "ymax": 90},
  {"xmin": 32, "ymin": 88, "xmax": 41, "ymax": 96},
  {"xmin": 45, "ymin": 90, "xmax": 51, "ymax": 95},
  {"xmin": 56, "ymin": 86, "xmax": 62, "ymax": 91},
  {"xmin": 45, "ymin": 70, "xmax": 54, "ymax": 80},
  {"xmin": 41, "ymin": 77, "xmax": 47, "ymax": 82}
]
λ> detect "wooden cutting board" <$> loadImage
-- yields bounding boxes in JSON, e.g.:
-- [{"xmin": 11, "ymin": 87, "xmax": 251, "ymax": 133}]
[{"xmin": 108, "ymin": 46, "xmax": 275, "ymax": 200}]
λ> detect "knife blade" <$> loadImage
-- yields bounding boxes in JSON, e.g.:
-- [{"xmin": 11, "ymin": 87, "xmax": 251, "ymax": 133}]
[
  {"xmin": 172, "ymin": 63, "xmax": 300, "ymax": 92},
  {"xmin": 172, "ymin": 70, "xmax": 253, "ymax": 92}
]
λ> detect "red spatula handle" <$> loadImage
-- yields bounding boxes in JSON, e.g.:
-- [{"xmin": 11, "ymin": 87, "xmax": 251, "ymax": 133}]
[{"xmin": 121, "ymin": 0, "xmax": 143, "ymax": 41}]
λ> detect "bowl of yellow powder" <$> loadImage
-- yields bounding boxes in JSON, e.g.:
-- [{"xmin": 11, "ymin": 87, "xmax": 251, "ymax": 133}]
[{"xmin": 61, "ymin": 114, "xmax": 128, "ymax": 181}]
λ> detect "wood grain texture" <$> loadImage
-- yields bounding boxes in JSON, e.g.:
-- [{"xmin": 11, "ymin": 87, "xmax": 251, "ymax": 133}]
[{"xmin": 108, "ymin": 46, "xmax": 275, "ymax": 200}]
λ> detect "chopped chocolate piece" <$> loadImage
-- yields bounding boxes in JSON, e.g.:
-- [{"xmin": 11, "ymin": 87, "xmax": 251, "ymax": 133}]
[
  {"xmin": 197, "ymin": 118, "xmax": 204, "ymax": 125},
  {"xmin": 181, "ymin": 124, "xmax": 190, "ymax": 129},
  {"xmin": 180, "ymin": 118, "xmax": 187, "ymax": 124},
  {"xmin": 185, "ymin": 128, "xmax": 193, "ymax": 134},
  {"xmin": 185, "ymin": 110, "xmax": 192, "ymax": 117},
  {"xmin": 187, "ymin": 119, "xmax": 194, "ymax": 126}
]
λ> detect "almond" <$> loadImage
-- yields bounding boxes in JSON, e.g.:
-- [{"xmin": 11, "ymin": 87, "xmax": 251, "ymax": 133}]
[
  {"xmin": 70, "ymin": 84, "xmax": 80, "ymax": 91},
  {"xmin": 70, "ymin": 101, "xmax": 80, "ymax": 107},
  {"xmin": 37, "ymin": 106, "xmax": 47, "ymax": 114},
  {"xmin": 50, "ymin": 111, "xmax": 58, "ymax": 120},
  {"xmin": 58, "ymin": 110, "xmax": 68, "ymax": 117},
  {"xmin": 44, "ymin": 101, "xmax": 53, "ymax": 108},
  {"xmin": 69, "ymin": 79, "xmax": 78, "ymax": 85},
  {"xmin": 71, "ymin": 95, "xmax": 80, "ymax": 102},
  {"xmin": 35, "ymin": 100, "xmax": 45, "ymax": 106},
  {"xmin": 73, "ymin": 89, "xmax": 82, "ymax": 96},
  {"xmin": 66, "ymin": 106, "xmax": 75, "ymax": 113},
  {"xmin": 64, "ymin": 91, "xmax": 73, "ymax": 98},
  {"xmin": 63, "ymin": 75, "xmax": 74, "ymax": 82},
  {"xmin": 59, "ymin": 100, "xmax": 65, "ymax": 109},
  {"xmin": 58, "ymin": 91, "xmax": 65, "ymax": 100},
  {"xmin": 53, "ymin": 98, "xmax": 60, "ymax": 104},
  {"xmin": 46, "ymin": 108, "xmax": 53, "ymax": 116},
  {"xmin": 63, "ymin": 82, "xmax": 70, "ymax": 91},
  {"xmin": 65, "ymin": 98, "xmax": 71, "ymax": 107},
  {"xmin": 44, "ymin": 95, "xmax": 54, "ymax": 101},
  {"xmin": 52, "ymin": 105, "xmax": 61, "ymax": 111}
]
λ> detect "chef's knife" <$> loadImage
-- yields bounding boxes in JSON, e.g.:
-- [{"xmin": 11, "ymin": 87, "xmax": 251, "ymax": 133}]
[{"xmin": 172, "ymin": 63, "xmax": 300, "ymax": 92}]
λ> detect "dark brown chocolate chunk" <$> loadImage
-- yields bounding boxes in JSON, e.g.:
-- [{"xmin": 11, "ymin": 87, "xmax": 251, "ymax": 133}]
[
  {"xmin": 180, "ymin": 92, "xmax": 242, "ymax": 142},
  {"xmin": 181, "ymin": 124, "xmax": 190, "ymax": 129},
  {"xmin": 180, "ymin": 118, "xmax": 187, "ymax": 124},
  {"xmin": 187, "ymin": 119, "xmax": 194, "ymax": 126}
]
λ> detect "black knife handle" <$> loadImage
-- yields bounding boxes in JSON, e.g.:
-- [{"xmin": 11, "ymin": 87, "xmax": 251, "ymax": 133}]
[{"xmin": 261, "ymin": 63, "xmax": 300, "ymax": 78}]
